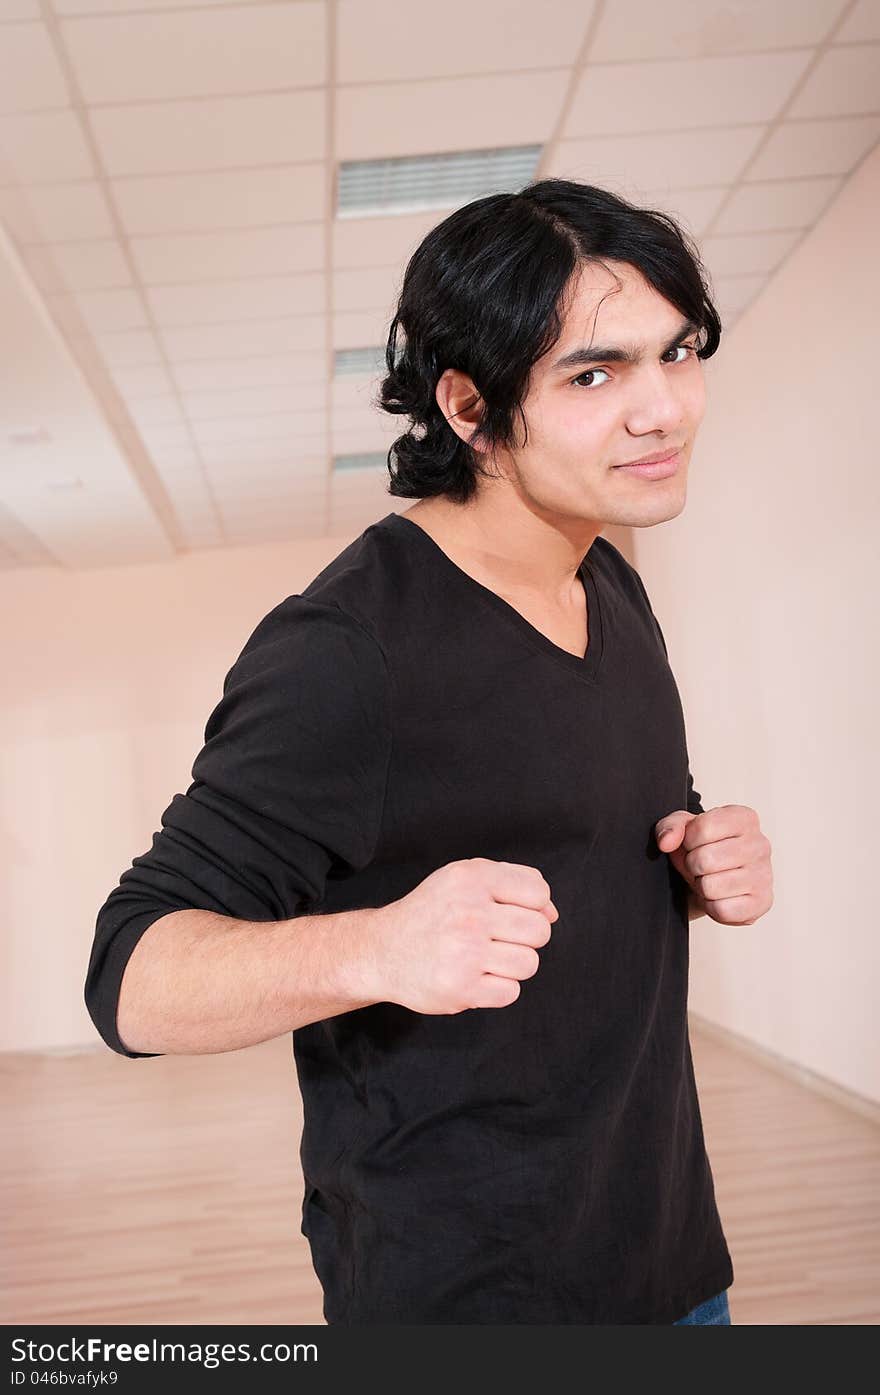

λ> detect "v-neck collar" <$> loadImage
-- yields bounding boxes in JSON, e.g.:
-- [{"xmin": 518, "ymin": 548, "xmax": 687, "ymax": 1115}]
[{"xmin": 381, "ymin": 511, "xmax": 606, "ymax": 686}]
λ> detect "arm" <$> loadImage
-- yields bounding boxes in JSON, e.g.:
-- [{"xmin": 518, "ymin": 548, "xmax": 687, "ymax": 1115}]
[
  {"xmin": 629, "ymin": 563, "xmax": 708, "ymax": 904},
  {"xmin": 85, "ymin": 599, "xmax": 392, "ymax": 1059},
  {"xmin": 115, "ymin": 904, "xmax": 386, "ymax": 1057}
]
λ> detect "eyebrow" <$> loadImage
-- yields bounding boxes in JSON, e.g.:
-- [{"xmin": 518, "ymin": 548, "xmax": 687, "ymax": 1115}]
[{"xmin": 550, "ymin": 317, "xmax": 701, "ymax": 373}]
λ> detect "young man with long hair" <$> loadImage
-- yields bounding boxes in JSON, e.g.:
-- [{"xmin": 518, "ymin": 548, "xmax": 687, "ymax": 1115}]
[{"xmin": 86, "ymin": 179, "xmax": 773, "ymax": 1325}]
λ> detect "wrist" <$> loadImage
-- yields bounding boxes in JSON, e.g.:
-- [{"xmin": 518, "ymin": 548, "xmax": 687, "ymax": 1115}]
[{"xmin": 339, "ymin": 904, "xmax": 392, "ymax": 1007}]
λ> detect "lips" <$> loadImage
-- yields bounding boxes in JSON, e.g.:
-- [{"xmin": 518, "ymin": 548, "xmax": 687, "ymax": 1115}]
[
  {"xmin": 612, "ymin": 449, "xmax": 681, "ymax": 480},
  {"xmin": 614, "ymin": 447, "xmax": 682, "ymax": 468}
]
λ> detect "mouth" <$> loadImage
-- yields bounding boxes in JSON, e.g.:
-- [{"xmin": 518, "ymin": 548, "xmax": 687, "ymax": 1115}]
[{"xmin": 612, "ymin": 448, "xmax": 681, "ymax": 480}]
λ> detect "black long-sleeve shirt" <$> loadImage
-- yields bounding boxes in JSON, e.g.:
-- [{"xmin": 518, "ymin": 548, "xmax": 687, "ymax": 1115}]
[{"xmin": 85, "ymin": 510, "xmax": 734, "ymax": 1324}]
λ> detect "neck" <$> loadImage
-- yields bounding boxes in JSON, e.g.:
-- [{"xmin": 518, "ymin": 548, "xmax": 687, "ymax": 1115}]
[{"xmin": 400, "ymin": 493, "xmax": 599, "ymax": 609}]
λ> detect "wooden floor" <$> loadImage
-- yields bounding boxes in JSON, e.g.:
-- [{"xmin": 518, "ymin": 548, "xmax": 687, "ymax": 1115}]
[{"xmin": 3, "ymin": 1022, "xmax": 878, "ymax": 1325}]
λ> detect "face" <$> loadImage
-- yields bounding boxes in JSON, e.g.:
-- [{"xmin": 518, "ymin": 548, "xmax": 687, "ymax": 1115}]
[{"xmin": 444, "ymin": 260, "xmax": 707, "ymax": 530}]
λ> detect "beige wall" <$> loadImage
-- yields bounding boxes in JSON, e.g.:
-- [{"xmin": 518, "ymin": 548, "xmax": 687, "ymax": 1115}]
[
  {"xmin": 1, "ymin": 534, "xmax": 351, "ymax": 1055},
  {"xmin": 634, "ymin": 142, "xmax": 879, "ymax": 1104},
  {"xmin": 3, "ymin": 152, "xmax": 875, "ymax": 1107}
]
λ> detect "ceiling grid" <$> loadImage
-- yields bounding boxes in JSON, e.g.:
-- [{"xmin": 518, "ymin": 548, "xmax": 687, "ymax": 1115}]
[{"xmin": 0, "ymin": 0, "xmax": 876, "ymax": 567}]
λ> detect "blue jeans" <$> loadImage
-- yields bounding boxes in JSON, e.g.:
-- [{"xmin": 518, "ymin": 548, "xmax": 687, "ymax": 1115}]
[{"xmin": 674, "ymin": 1289, "xmax": 731, "ymax": 1325}]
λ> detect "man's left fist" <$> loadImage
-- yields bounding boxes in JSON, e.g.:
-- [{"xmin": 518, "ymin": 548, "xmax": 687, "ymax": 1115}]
[{"xmin": 654, "ymin": 804, "xmax": 773, "ymax": 926}]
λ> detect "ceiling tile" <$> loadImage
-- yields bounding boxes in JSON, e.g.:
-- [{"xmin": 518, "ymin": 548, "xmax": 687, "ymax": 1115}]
[
  {"xmin": 173, "ymin": 352, "xmax": 327, "ymax": 392},
  {"xmin": 206, "ymin": 465, "xmax": 327, "ymax": 498},
  {"xmin": 111, "ymin": 165, "xmax": 326, "ymax": 236},
  {"xmin": 332, "ymin": 376, "xmax": 384, "ymax": 415},
  {"xmin": 835, "ymin": 0, "xmax": 880, "ymax": 42},
  {"xmin": 588, "ymin": 0, "xmax": 849, "ymax": 61},
  {"xmin": 746, "ymin": 114, "xmax": 880, "ymax": 178},
  {"xmin": 221, "ymin": 516, "xmax": 318, "ymax": 544},
  {"xmin": 180, "ymin": 383, "xmax": 327, "ymax": 420},
  {"xmin": 219, "ymin": 511, "xmax": 327, "ymax": 541},
  {"xmin": 329, "ymin": 472, "xmax": 393, "ymax": 526},
  {"xmin": 148, "ymin": 442, "xmax": 201, "ymax": 473},
  {"xmin": 337, "ymin": 0, "xmax": 596, "ymax": 82},
  {"xmin": 93, "ymin": 328, "xmax": 162, "ymax": 366},
  {"xmin": 332, "ymin": 206, "xmax": 457, "ymax": 269},
  {"xmin": 146, "ymin": 273, "xmax": 325, "ymax": 327},
  {"xmin": 159, "ymin": 314, "xmax": 326, "ymax": 361},
  {"xmin": 565, "ymin": 50, "xmax": 813, "ymax": 137},
  {"xmin": 131, "ymin": 224, "xmax": 324, "ymax": 285},
  {"xmin": 701, "ymin": 228, "xmax": 802, "ymax": 275},
  {"xmin": 214, "ymin": 458, "xmax": 328, "ymax": 489},
  {"xmin": 787, "ymin": 43, "xmax": 880, "ymax": 119},
  {"xmin": 641, "ymin": 185, "xmax": 730, "ymax": 235},
  {"xmin": 711, "ymin": 175, "xmax": 842, "ymax": 234},
  {"xmin": 332, "ymin": 403, "xmax": 388, "ymax": 434},
  {"xmin": 17, "ymin": 245, "xmax": 67, "ymax": 295},
  {"xmin": 107, "ymin": 361, "xmax": 176, "ymax": 399},
  {"xmin": 53, "ymin": 1, "xmax": 265, "ymax": 13},
  {"xmin": 333, "ymin": 306, "xmax": 395, "ymax": 348},
  {"xmin": 24, "ymin": 239, "xmax": 131, "ymax": 292},
  {"xmin": 711, "ymin": 273, "xmax": 768, "ymax": 318},
  {"xmin": 90, "ymin": 90, "xmax": 326, "ymax": 178},
  {"xmin": 190, "ymin": 411, "xmax": 326, "ymax": 446},
  {"xmin": 127, "ymin": 395, "xmax": 186, "ymax": 428},
  {"xmin": 199, "ymin": 436, "xmax": 327, "ymax": 469},
  {"xmin": 336, "ymin": 70, "xmax": 569, "ymax": 160},
  {"xmin": 60, "ymin": 2, "xmax": 326, "ymax": 103},
  {"xmin": 334, "ymin": 265, "xmax": 401, "ymax": 314},
  {"xmin": 331, "ymin": 415, "xmax": 398, "ymax": 455},
  {"xmin": 0, "ymin": 182, "xmax": 115, "ymax": 241},
  {"xmin": 0, "ymin": 110, "xmax": 94, "ymax": 184},
  {"xmin": 72, "ymin": 286, "xmax": 147, "ymax": 332},
  {"xmin": 547, "ymin": 125, "xmax": 765, "ymax": 189},
  {"xmin": 0, "ymin": 21, "xmax": 70, "ymax": 113},
  {"xmin": 135, "ymin": 420, "xmax": 191, "ymax": 450}
]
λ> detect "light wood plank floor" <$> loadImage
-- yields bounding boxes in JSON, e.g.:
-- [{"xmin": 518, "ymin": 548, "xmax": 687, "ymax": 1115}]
[{"xmin": 3, "ymin": 1023, "xmax": 878, "ymax": 1325}]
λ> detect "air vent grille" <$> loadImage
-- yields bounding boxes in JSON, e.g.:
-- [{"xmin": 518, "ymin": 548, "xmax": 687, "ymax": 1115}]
[{"xmin": 337, "ymin": 144, "xmax": 542, "ymax": 217}]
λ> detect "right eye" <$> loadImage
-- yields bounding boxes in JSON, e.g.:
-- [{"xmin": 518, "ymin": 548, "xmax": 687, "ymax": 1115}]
[{"xmin": 571, "ymin": 369, "xmax": 611, "ymax": 389}]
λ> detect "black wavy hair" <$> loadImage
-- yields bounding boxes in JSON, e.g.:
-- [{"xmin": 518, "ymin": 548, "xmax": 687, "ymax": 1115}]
[{"xmin": 375, "ymin": 177, "xmax": 721, "ymax": 504}]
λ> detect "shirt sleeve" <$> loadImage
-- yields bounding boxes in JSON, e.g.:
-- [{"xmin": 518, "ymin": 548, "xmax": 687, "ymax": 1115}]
[
  {"xmin": 629, "ymin": 563, "xmax": 705, "ymax": 817},
  {"xmin": 83, "ymin": 598, "xmax": 392, "ymax": 1060},
  {"xmin": 685, "ymin": 767, "xmax": 705, "ymax": 817}
]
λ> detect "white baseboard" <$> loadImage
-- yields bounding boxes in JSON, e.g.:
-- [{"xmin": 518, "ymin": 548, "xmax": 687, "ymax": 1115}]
[{"xmin": 688, "ymin": 1010, "xmax": 880, "ymax": 1124}]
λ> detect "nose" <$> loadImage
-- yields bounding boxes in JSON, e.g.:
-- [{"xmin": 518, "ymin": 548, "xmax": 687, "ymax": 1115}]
[{"xmin": 624, "ymin": 365, "xmax": 686, "ymax": 439}]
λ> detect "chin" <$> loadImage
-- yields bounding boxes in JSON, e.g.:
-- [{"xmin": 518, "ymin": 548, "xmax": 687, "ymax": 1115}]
[{"xmin": 613, "ymin": 495, "xmax": 687, "ymax": 528}]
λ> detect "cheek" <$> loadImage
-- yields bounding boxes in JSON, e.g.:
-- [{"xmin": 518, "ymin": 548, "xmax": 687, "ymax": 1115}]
[
  {"xmin": 682, "ymin": 369, "xmax": 706, "ymax": 421},
  {"xmin": 553, "ymin": 397, "xmax": 610, "ymax": 449}
]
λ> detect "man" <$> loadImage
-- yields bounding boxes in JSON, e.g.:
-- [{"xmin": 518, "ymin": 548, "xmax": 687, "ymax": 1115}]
[{"xmin": 85, "ymin": 179, "xmax": 773, "ymax": 1325}]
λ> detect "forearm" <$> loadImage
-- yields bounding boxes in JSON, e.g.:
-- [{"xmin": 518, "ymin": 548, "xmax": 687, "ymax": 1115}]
[{"xmin": 115, "ymin": 904, "xmax": 385, "ymax": 1056}]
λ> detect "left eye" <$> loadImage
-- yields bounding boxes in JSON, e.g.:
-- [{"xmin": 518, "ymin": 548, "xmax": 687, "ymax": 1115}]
[{"xmin": 662, "ymin": 344, "xmax": 695, "ymax": 364}]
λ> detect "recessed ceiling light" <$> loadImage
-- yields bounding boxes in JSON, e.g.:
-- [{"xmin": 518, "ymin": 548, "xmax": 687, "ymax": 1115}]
[
  {"xmin": 334, "ymin": 347, "xmax": 386, "ymax": 376},
  {"xmin": 333, "ymin": 451, "xmax": 387, "ymax": 471},
  {"xmin": 8, "ymin": 427, "xmax": 51, "ymax": 446},
  {"xmin": 337, "ymin": 144, "xmax": 542, "ymax": 218},
  {"xmin": 46, "ymin": 476, "xmax": 84, "ymax": 491}
]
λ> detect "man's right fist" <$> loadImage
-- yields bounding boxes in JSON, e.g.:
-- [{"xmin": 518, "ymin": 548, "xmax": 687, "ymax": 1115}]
[{"xmin": 366, "ymin": 857, "xmax": 558, "ymax": 1015}]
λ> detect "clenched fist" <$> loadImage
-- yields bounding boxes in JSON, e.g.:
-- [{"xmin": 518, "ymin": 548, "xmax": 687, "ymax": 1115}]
[{"xmin": 367, "ymin": 857, "xmax": 558, "ymax": 1015}]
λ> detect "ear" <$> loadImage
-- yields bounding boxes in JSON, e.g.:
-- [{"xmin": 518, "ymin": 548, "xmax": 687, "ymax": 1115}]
[{"xmin": 435, "ymin": 366, "xmax": 484, "ymax": 447}]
